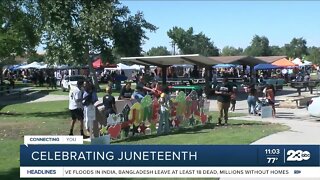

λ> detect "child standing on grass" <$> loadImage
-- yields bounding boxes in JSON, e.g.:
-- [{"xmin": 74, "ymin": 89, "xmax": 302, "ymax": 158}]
[{"xmin": 230, "ymin": 86, "xmax": 237, "ymax": 112}]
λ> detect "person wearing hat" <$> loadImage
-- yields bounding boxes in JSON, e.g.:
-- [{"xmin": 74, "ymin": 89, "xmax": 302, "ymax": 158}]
[
  {"xmin": 119, "ymin": 81, "xmax": 133, "ymax": 100},
  {"xmin": 103, "ymin": 85, "xmax": 117, "ymax": 119}
]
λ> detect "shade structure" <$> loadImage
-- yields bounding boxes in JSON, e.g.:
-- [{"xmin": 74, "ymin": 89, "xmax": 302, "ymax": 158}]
[
  {"xmin": 254, "ymin": 64, "xmax": 279, "ymax": 71},
  {"xmin": 271, "ymin": 58, "xmax": 296, "ymax": 67},
  {"xmin": 213, "ymin": 64, "xmax": 236, "ymax": 68},
  {"xmin": 121, "ymin": 54, "xmax": 220, "ymax": 66}
]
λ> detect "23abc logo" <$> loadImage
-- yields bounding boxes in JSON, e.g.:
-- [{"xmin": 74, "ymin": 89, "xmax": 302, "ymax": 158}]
[{"xmin": 286, "ymin": 150, "xmax": 310, "ymax": 161}]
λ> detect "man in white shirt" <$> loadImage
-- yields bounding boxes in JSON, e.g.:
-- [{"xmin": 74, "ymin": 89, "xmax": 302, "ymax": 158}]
[{"xmin": 68, "ymin": 80, "xmax": 89, "ymax": 138}]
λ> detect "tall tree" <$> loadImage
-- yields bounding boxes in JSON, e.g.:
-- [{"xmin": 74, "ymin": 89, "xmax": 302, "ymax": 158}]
[
  {"xmin": 146, "ymin": 46, "xmax": 171, "ymax": 56},
  {"xmin": 0, "ymin": 0, "xmax": 41, "ymax": 81},
  {"xmin": 27, "ymin": 0, "xmax": 156, "ymax": 90},
  {"xmin": 221, "ymin": 46, "xmax": 243, "ymax": 56},
  {"xmin": 284, "ymin": 37, "xmax": 308, "ymax": 59},
  {"xmin": 167, "ymin": 27, "xmax": 219, "ymax": 56},
  {"xmin": 113, "ymin": 11, "xmax": 157, "ymax": 57},
  {"xmin": 270, "ymin": 45, "xmax": 285, "ymax": 56},
  {"xmin": 244, "ymin": 35, "xmax": 271, "ymax": 56},
  {"xmin": 306, "ymin": 46, "xmax": 320, "ymax": 64}
]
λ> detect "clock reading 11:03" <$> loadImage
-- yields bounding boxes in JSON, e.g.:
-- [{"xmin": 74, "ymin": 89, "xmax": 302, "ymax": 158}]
[{"xmin": 265, "ymin": 149, "xmax": 280, "ymax": 155}]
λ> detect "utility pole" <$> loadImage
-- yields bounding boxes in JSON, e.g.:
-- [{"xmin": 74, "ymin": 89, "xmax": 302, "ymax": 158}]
[{"xmin": 171, "ymin": 41, "xmax": 176, "ymax": 55}]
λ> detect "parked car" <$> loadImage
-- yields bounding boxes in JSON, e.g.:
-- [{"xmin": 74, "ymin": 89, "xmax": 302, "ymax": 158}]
[
  {"xmin": 61, "ymin": 75, "xmax": 86, "ymax": 91},
  {"xmin": 308, "ymin": 96, "xmax": 320, "ymax": 117}
]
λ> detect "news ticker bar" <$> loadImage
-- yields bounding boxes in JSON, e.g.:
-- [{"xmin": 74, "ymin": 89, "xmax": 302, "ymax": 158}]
[
  {"xmin": 20, "ymin": 145, "xmax": 320, "ymax": 166},
  {"xmin": 20, "ymin": 167, "xmax": 320, "ymax": 178}
]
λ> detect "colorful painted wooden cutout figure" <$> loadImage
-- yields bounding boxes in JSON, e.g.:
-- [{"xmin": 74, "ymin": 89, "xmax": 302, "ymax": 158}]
[
  {"xmin": 131, "ymin": 124, "xmax": 139, "ymax": 136},
  {"xmin": 170, "ymin": 99, "xmax": 177, "ymax": 117},
  {"xmin": 122, "ymin": 104, "xmax": 131, "ymax": 122},
  {"xmin": 108, "ymin": 124, "xmax": 121, "ymax": 139},
  {"xmin": 107, "ymin": 114, "xmax": 121, "ymax": 126},
  {"xmin": 200, "ymin": 114, "xmax": 207, "ymax": 124},
  {"xmin": 189, "ymin": 115, "xmax": 195, "ymax": 126},
  {"xmin": 185, "ymin": 96, "xmax": 192, "ymax": 119},
  {"xmin": 141, "ymin": 95, "xmax": 152, "ymax": 122},
  {"xmin": 152, "ymin": 97, "xmax": 160, "ymax": 123},
  {"xmin": 173, "ymin": 117, "xmax": 181, "ymax": 128},
  {"xmin": 149, "ymin": 122, "xmax": 157, "ymax": 132},
  {"xmin": 188, "ymin": 90, "xmax": 199, "ymax": 115},
  {"xmin": 129, "ymin": 102, "xmax": 142, "ymax": 126},
  {"xmin": 121, "ymin": 104, "xmax": 131, "ymax": 137},
  {"xmin": 175, "ymin": 91, "xmax": 186, "ymax": 118},
  {"xmin": 139, "ymin": 123, "xmax": 147, "ymax": 134}
]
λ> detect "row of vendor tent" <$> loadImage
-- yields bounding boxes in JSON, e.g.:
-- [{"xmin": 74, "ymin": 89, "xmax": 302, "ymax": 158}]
[
  {"xmin": 10, "ymin": 62, "xmax": 48, "ymax": 70},
  {"xmin": 8, "ymin": 62, "xmax": 144, "ymax": 71},
  {"xmin": 254, "ymin": 58, "xmax": 313, "ymax": 70},
  {"xmin": 212, "ymin": 58, "xmax": 313, "ymax": 71},
  {"xmin": 8, "ymin": 62, "xmax": 72, "ymax": 70}
]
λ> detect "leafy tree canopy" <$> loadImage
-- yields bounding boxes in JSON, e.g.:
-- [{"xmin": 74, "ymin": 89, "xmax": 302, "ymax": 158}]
[
  {"xmin": 0, "ymin": 0, "xmax": 41, "ymax": 67},
  {"xmin": 244, "ymin": 35, "xmax": 271, "ymax": 56},
  {"xmin": 284, "ymin": 37, "xmax": 308, "ymax": 59},
  {"xmin": 221, "ymin": 46, "xmax": 243, "ymax": 56},
  {"xmin": 146, "ymin": 46, "xmax": 171, "ymax": 56},
  {"xmin": 167, "ymin": 27, "xmax": 219, "ymax": 56}
]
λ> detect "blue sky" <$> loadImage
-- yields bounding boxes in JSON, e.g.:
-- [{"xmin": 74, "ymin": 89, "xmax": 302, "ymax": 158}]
[{"xmin": 121, "ymin": 0, "xmax": 320, "ymax": 52}]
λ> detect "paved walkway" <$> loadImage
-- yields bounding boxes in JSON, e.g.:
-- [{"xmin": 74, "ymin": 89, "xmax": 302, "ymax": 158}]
[{"xmin": 208, "ymin": 90, "xmax": 320, "ymax": 144}]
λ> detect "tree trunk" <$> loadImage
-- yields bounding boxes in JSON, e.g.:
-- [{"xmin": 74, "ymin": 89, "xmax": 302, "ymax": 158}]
[
  {"xmin": 84, "ymin": 48, "xmax": 100, "ymax": 92},
  {"xmin": 0, "ymin": 66, "xmax": 3, "ymax": 84}
]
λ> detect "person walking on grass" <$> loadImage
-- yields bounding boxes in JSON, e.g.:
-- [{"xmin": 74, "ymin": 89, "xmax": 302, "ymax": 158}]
[
  {"xmin": 230, "ymin": 86, "xmax": 237, "ymax": 112},
  {"xmin": 68, "ymin": 80, "xmax": 89, "ymax": 138},
  {"xmin": 215, "ymin": 78, "xmax": 233, "ymax": 126},
  {"xmin": 266, "ymin": 84, "xmax": 276, "ymax": 118}
]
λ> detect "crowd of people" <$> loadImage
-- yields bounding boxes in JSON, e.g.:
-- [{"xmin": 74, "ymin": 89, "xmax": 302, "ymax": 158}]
[
  {"xmin": 214, "ymin": 77, "xmax": 278, "ymax": 126},
  {"xmin": 68, "ymin": 66, "xmax": 317, "ymax": 136},
  {"xmin": 68, "ymin": 75, "xmax": 173, "ymax": 138}
]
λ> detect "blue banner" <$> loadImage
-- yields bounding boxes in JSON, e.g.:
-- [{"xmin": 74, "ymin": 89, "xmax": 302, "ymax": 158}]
[{"xmin": 20, "ymin": 145, "xmax": 320, "ymax": 167}]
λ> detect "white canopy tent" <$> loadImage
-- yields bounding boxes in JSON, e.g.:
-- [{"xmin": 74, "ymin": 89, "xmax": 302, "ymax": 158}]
[
  {"xmin": 292, "ymin": 58, "xmax": 312, "ymax": 66},
  {"xmin": 18, "ymin": 62, "xmax": 49, "ymax": 69},
  {"xmin": 104, "ymin": 63, "xmax": 141, "ymax": 80},
  {"xmin": 104, "ymin": 63, "xmax": 134, "ymax": 70}
]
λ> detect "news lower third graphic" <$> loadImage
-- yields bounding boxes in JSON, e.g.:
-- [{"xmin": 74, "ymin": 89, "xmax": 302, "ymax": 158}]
[{"xmin": 20, "ymin": 136, "xmax": 320, "ymax": 178}]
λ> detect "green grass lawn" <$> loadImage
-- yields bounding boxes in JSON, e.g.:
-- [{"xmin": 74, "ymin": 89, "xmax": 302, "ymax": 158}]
[{"xmin": 0, "ymin": 100, "xmax": 289, "ymax": 180}]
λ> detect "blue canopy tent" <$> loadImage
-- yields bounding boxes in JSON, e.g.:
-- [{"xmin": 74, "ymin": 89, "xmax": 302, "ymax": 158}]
[
  {"xmin": 8, "ymin": 64, "xmax": 24, "ymax": 71},
  {"xmin": 254, "ymin": 64, "xmax": 279, "ymax": 71},
  {"xmin": 213, "ymin": 64, "xmax": 236, "ymax": 68}
]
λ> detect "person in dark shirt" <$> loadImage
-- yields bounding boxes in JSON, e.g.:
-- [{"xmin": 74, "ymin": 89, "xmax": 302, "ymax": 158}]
[
  {"xmin": 103, "ymin": 86, "xmax": 117, "ymax": 119},
  {"xmin": 119, "ymin": 82, "xmax": 133, "ymax": 100},
  {"xmin": 215, "ymin": 78, "xmax": 233, "ymax": 125}
]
